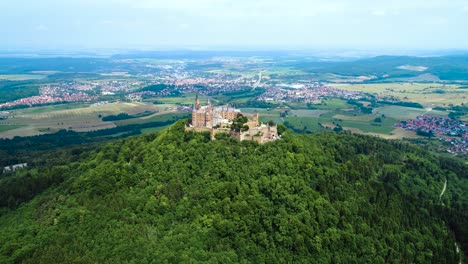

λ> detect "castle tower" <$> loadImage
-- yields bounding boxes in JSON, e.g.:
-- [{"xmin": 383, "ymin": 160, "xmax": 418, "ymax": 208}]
[{"xmin": 195, "ymin": 92, "xmax": 201, "ymax": 110}]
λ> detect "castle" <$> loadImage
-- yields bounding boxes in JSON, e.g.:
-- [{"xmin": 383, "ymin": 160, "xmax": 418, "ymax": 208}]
[{"xmin": 186, "ymin": 94, "xmax": 278, "ymax": 143}]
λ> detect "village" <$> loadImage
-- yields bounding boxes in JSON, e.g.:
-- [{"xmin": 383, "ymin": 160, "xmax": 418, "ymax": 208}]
[
  {"xmin": 396, "ymin": 115, "xmax": 468, "ymax": 154},
  {"xmin": 257, "ymin": 84, "xmax": 368, "ymax": 103}
]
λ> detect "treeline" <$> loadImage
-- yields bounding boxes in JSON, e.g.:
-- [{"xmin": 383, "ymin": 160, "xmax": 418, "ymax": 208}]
[
  {"xmin": 0, "ymin": 113, "xmax": 190, "ymax": 167},
  {"xmin": 235, "ymin": 100, "xmax": 280, "ymax": 109},
  {"xmin": 448, "ymin": 105, "xmax": 468, "ymax": 120},
  {"xmin": 0, "ymin": 121, "xmax": 466, "ymax": 263},
  {"xmin": 346, "ymin": 100, "xmax": 375, "ymax": 113},
  {"xmin": 140, "ymin": 84, "xmax": 181, "ymax": 96},
  {"xmin": 0, "ymin": 81, "xmax": 40, "ymax": 104},
  {"xmin": 101, "ymin": 111, "xmax": 155, "ymax": 121},
  {"xmin": 379, "ymin": 100, "xmax": 424, "ymax": 109}
]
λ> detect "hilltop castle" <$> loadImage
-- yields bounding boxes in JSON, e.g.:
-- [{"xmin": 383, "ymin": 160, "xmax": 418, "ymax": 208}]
[{"xmin": 186, "ymin": 94, "xmax": 278, "ymax": 143}]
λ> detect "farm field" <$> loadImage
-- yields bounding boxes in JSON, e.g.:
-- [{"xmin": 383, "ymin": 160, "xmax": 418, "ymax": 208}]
[
  {"xmin": 284, "ymin": 112, "xmax": 398, "ymax": 136},
  {"xmin": 374, "ymin": 105, "xmax": 447, "ymax": 120},
  {"xmin": 0, "ymin": 74, "xmax": 47, "ymax": 81},
  {"xmin": 114, "ymin": 111, "xmax": 188, "ymax": 126},
  {"xmin": 290, "ymin": 109, "xmax": 329, "ymax": 117},
  {"xmin": 153, "ymin": 93, "xmax": 207, "ymax": 105},
  {"xmin": 240, "ymin": 108, "xmax": 283, "ymax": 123},
  {"xmin": 338, "ymin": 117, "xmax": 398, "ymax": 134},
  {"xmin": 283, "ymin": 117, "xmax": 323, "ymax": 132},
  {"xmin": 0, "ymin": 125, "xmax": 25, "ymax": 132},
  {"xmin": 333, "ymin": 83, "xmax": 467, "ymax": 107},
  {"xmin": 13, "ymin": 103, "xmax": 91, "ymax": 115},
  {"xmin": 0, "ymin": 102, "xmax": 163, "ymax": 138}
]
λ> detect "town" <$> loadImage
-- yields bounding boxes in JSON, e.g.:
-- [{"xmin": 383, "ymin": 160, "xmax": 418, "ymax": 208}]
[
  {"xmin": 257, "ymin": 84, "xmax": 368, "ymax": 103},
  {"xmin": 396, "ymin": 115, "xmax": 468, "ymax": 154}
]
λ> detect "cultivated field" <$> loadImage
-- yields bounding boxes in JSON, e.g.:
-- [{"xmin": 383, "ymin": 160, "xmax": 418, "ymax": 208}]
[
  {"xmin": 374, "ymin": 106, "xmax": 447, "ymax": 120},
  {"xmin": 0, "ymin": 74, "xmax": 47, "ymax": 81},
  {"xmin": 0, "ymin": 102, "xmax": 163, "ymax": 138},
  {"xmin": 332, "ymin": 83, "xmax": 467, "ymax": 107}
]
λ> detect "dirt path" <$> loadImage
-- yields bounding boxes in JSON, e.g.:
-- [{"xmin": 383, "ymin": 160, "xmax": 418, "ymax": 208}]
[{"xmin": 439, "ymin": 179, "xmax": 447, "ymax": 205}]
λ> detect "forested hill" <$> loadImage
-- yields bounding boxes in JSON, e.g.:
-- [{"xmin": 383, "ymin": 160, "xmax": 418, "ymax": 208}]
[{"xmin": 0, "ymin": 120, "xmax": 467, "ymax": 263}]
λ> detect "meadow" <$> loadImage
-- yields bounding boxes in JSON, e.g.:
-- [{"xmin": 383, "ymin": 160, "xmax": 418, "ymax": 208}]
[
  {"xmin": 0, "ymin": 102, "xmax": 163, "ymax": 138},
  {"xmin": 0, "ymin": 125, "xmax": 25, "ymax": 133},
  {"xmin": 333, "ymin": 83, "xmax": 467, "ymax": 107},
  {"xmin": 0, "ymin": 74, "xmax": 47, "ymax": 81}
]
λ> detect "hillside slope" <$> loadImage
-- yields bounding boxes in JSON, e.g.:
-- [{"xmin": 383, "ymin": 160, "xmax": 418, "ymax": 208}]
[{"xmin": 0, "ymin": 121, "xmax": 467, "ymax": 263}]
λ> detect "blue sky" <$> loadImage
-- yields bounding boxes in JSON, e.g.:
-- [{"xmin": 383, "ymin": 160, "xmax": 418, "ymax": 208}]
[{"xmin": 1, "ymin": 0, "xmax": 467, "ymax": 51}]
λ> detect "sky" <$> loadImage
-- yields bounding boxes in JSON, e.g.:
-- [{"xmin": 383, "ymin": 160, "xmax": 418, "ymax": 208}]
[{"xmin": 1, "ymin": 0, "xmax": 468, "ymax": 51}]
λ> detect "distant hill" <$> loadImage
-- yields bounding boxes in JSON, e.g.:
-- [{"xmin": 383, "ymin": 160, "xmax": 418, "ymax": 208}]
[
  {"xmin": 0, "ymin": 121, "xmax": 466, "ymax": 263},
  {"xmin": 1, "ymin": 54, "xmax": 467, "ymax": 81}
]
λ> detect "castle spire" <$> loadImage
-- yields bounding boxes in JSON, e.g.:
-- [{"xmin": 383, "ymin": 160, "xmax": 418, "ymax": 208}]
[{"xmin": 195, "ymin": 92, "xmax": 201, "ymax": 110}]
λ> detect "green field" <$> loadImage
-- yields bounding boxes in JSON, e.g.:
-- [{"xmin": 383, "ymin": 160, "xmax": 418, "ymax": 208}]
[
  {"xmin": 13, "ymin": 103, "xmax": 91, "ymax": 115},
  {"xmin": 338, "ymin": 117, "xmax": 398, "ymax": 134},
  {"xmin": 114, "ymin": 112, "xmax": 190, "ymax": 126},
  {"xmin": 313, "ymin": 98, "xmax": 352, "ymax": 109},
  {"xmin": 333, "ymin": 83, "xmax": 467, "ymax": 107},
  {"xmin": 375, "ymin": 106, "xmax": 447, "ymax": 120},
  {"xmin": 0, "ymin": 102, "xmax": 164, "ymax": 138},
  {"xmin": 283, "ymin": 117, "xmax": 322, "ymax": 132},
  {"xmin": 153, "ymin": 93, "xmax": 207, "ymax": 104},
  {"xmin": 290, "ymin": 109, "xmax": 330, "ymax": 117},
  {"xmin": 140, "ymin": 126, "xmax": 171, "ymax": 134},
  {"xmin": 0, "ymin": 74, "xmax": 47, "ymax": 81},
  {"xmin": 282, "ymin": 106, "xmax": 401, "ymax": 135},
  {"xmin": 0, "ymin": 125, "xmax": 25, "ymax": 132}
]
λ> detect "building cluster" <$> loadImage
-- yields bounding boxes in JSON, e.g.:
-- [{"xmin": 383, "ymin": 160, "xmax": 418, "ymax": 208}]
[
  {"xmin": 0, "ymin": 111, "xmax": 10, "ymax": 119},
  {"xmin": 3, "ymin": 163, "xmax": 27, "ymax": 173},
  {"xmin": 257, "ymin": 85, "xmax": 366, "ymax": 103},
  {"xmin": 125, "ymin": 91, "xmax": 157, "ymax": 101},
  {"xmin": 0, "ymin": 85, "xmax": 99, "ymax": 109},
  {"xmin": 145, "ymin": 76, "xmax": 255, "ymax": 97},
  {"xmin": 396, "ymin": 115, "xmax": 467, "ymax": 154},
  {"xmin": 186, "ymin": 95, "xmax": 278, "ymax": 143},
  {"xmin": 0, "ymin": 79, "xmax": 150, "ymax": 109},
  {"xmin": 99, "ymin": 80, "xmax": 143, "ymax": 94},
  {"xmin": 0, "ymin": 93, "xmax": 98, "ymax": 109}
]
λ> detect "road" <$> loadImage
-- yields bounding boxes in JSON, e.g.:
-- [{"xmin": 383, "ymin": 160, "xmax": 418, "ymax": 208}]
[
  {"xmin": 439, "ymin": 178, "xmax": 447, "ymax": 205},
  {"xmin": 252, "ymin": 71, "xmax": 264, "ymax": 91}
]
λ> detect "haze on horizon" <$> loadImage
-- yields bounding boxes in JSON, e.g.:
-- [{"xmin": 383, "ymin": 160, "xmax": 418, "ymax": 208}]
[{"xmin": 1, "ymin": 0, "xmax": 468, "ymax": 52}]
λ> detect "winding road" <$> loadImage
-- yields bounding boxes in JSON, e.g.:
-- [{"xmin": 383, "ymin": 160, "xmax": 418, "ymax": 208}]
[
  {"xmin": 252, "ymin": 71, "xmax": 264, "ymax": 91},
  {"xmin": 439, "ymin": 178, "xmax": 447, "ymax": 205}
]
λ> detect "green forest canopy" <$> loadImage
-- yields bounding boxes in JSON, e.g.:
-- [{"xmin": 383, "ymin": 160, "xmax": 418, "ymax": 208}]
[{"xmin": 0, "ymin": 120, "xmax": 467, "ymax": 263}]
